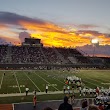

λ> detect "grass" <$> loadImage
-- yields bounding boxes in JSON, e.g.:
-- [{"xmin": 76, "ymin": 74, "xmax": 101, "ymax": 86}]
[
  {"xmin": 0, "ymin": 69, "xmax": 110, "ymax": 94},
  {"xmin": 0, "ymin": 69, "xmax": 110, "ymax": 103},
  {"xmin": 0, "ymin": 94, "xmax": 65, "ymax": 104}
]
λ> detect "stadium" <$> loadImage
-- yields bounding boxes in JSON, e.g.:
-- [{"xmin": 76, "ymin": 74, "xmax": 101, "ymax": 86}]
[
  {"xmin": 0, "ymin": 1, "xmax": 110, "ymax": 109},
  {"xmin": 0, "ymin": 34, "xmax": 110, "ymax": 110}
]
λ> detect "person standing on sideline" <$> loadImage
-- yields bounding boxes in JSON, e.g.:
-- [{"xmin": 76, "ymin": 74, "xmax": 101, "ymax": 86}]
[
  {"xmin": 33, "ymin": 89, "xmax": 36, "ymax": 96},
  {"xmin": 46, "ymin": 84, "xmax": 48, "ymax": 93},
  {"xmin": 25, "ymin": 87, "xmax": 29, "ymax": 96},
  {"xmin": 33, "ymin": 95, "xmax": 37, "ymax": 108},
  {"xmin": 4, "ymin": 72, "xmax": 5, "ymax": 76},
  {"xmin": 58, "ymin": 96, "xmax": 73, "ymax": 110},
  {"xmin": 67, "ymin": 85, "xmax": 70, "ymax": 94},
  {"xmin": 63, "ymin": 85, "xmax": 66, "ymax": 94}
]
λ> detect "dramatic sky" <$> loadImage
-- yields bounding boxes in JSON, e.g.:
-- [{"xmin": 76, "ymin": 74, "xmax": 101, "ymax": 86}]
[{"xmin": 0, "ymin": 0, "xmax": 110, "ymax": 56}]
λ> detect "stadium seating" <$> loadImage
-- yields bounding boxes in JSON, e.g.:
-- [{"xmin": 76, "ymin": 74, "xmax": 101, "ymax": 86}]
[{"xmin": 0, "ymin": 45, "xmax": 96, "ymax": 65}]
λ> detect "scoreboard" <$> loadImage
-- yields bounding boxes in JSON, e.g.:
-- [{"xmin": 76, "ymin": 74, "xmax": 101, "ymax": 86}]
[{"xmin": 25, "ymin": 38, "xmax": 41, "ymax": 44}]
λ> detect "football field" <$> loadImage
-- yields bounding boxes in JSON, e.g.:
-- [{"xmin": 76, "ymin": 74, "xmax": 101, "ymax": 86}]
[{"xmin": 0, "ymin": 69, "xmax": 110, "ymax": 94}]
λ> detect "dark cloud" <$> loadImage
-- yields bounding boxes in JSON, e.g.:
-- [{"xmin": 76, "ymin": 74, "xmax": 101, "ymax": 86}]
[
  {"xmin": 0, "ymin": 38, "xmax": 8, "ymax": 44},
  {"xmin": 0, "ymin": 11, "xmax": 47, "ymax": 25},
  {"xmin": 17, "ymin": 27, "xmax": 27, "ymax": 31},
  {"xmin": 19, "ymin": 32, "xmax": 30, "ymax": 43},
  {"xmin": 77, "ymin": 45, "xmax": 110, "ymax": 57},
  {"xmin": 77, "ymin": 30, "xmax": 103, "ymax": 36},
  {"xmin": 0, "ymin": 12, "xmax": 69, "ymax": 35},
  {"xmin": 77, "ymin": 24, "xmax": 98, "ymax": 29}
]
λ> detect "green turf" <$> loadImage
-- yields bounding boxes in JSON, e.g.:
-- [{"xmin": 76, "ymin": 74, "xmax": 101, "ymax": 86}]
[
  {"xmin": 0, "ymin": 69, "xmax": 110, "ymax": 94},
  {"xmin": 0, "ymin": 92, "xmax": 92, "ymax": 104},
  {"xmin": 0, "ymin": 94, "xmax": 65, "ymax": 104}
]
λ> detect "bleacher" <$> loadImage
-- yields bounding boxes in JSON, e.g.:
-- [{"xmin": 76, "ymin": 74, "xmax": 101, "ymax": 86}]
[
  {"xmin": 0, "ymin": 45, "xmax": 93, "ymax": 65},
  {"xmin": 0, "ymin": 45, "xmax": 105, "ymax": 68}
]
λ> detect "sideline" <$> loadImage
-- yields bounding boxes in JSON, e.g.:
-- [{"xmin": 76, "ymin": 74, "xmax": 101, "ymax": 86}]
[{"xmin": 0, "ymin": 91, "xmax": 63, "ymax": 97}]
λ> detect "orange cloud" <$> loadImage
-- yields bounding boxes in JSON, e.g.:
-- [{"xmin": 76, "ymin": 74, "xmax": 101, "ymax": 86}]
[
  {"xmin": 18, "ymin": 21, "xmax": 93, "ymax": 47},
  {"xmin": 0, "ymin": 26, "xmax": 20, "ymax": 45},
  {"xmin": 0, "ymin": 12, "xmax": 110, "ymax": 47}
]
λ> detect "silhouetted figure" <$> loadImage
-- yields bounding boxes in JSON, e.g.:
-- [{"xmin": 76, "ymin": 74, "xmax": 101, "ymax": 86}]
[
  {"xmin": 98, "ymin": 103, "xmax": 104, "ymax": 110},
  {"xmin": 81, "ymin": 99, "xmax": 88, "ymax": 110},
  {"xmin": 105, "ymin": 102, "xmax": 110, "ymax": 110},
  {"xmin": 58, "ymin": 96, "xmax": 73, "ymax": 110}
]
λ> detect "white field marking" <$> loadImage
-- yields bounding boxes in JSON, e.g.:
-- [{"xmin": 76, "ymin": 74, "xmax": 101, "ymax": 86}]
[
  {"xmin": 83, "ymin": 79, "xmax": 98, "ymax": 87},
  {"xmin": 45, "ymin": 73, "xmax": 65, "ymax": 85},
  {"xmin": 83, "ymin": 74, "xmax": 103, "ymax": 83},
  {"xmin": 81, "ymin": 82, "xmax": 89, "ymax": 88},
  {"xmin": 101, "ymin": 83, "xmax": 110, "ymax": 85},
  {"xmin": 52, "ymin": 75, "xmax": 89, "ymax": 88},
  {"xmin": 82, "ymin": 74, "xmax": 102, "ymax": 87},
  {"xmin": 46, "ymin": 73, "xmax": 90, "ymax": 89},
  {"xmin": 24, "ymin": 73, "xmax": 41, "ymax": 92},
  {"xmin": 43, "ymin": 72, "xmax": 67, "ymax": 87},
  {"xmin": 52, "ymin": 74, "xmax": 89, "ymax": 88},
  {"xmin": 93, "ymin": 74, "xmax": 110, "ymax": 83},
  {"xmin": 0, "ymin": 73, "xmax": 4, "ymax": 89},
  {"xmin": 14, "ymin": 73, "xmax": 21, "ymax": 93},
  {"xmin": 34, "ymin": 72, "xmax": 60, "ymax": 91},
  {"xmin": 12, "ymin": 103, "xmax": 14, "ymax": 110},
  {"xmin": 52, "ymin": 77, "xmax": 65, "ymax": 84}
]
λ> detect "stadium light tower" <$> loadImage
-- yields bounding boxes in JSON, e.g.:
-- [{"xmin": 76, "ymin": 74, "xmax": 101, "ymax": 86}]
[{"xmin": 91, "ymin": 38, "xmax": 99, "ymax": 57}]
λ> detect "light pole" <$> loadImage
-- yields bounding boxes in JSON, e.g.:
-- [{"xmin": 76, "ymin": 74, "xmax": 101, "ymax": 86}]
[{"xmin": 91, "ymin": 39, "xmax": 99, "ymax": 57}]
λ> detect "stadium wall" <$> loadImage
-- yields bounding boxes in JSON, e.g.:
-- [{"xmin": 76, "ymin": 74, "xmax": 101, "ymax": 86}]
[{"xmin": 0, "ymin": 63, "xmax": 104, "ymax": 70}]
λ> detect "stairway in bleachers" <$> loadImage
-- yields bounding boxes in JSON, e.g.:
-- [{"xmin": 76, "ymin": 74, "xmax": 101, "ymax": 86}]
[{"xmin": 0, "ymin": 104, "xmax": 13, "ymax": 110}]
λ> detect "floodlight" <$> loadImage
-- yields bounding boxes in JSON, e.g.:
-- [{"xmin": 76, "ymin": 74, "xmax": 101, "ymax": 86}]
[{"xmin": 91, "ymin": 39, "xmax": 99, "ymax": 44}]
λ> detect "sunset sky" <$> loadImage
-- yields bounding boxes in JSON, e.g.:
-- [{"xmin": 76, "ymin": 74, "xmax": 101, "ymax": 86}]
[{"xmin": 0, "ymin": 0, "xmax": 110, "ymax": 56}]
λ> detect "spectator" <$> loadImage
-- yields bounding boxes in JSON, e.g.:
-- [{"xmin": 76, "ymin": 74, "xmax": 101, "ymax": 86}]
[
  {"xmin": 81, "ymin": 99, "xmax": 88, "ymax": 110},
  {"xmin": 105, "ymin": 102, "xmax": 110, "ymax": 110},
  {"xmin": 58, "ymin": 96, "xmax": 73, "ymax": 110},
  {"xmin": 98, "ymin": 103, "xmax": 104, "ymax": 110}
]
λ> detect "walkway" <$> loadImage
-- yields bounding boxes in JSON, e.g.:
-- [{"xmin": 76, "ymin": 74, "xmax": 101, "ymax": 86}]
[{"xmin": 0, "ymin": 91, "xmax": 63, "ymax": 97}]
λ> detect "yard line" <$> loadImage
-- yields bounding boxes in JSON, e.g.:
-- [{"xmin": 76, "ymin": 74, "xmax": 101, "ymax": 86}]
[
  {"xmin": 34, "ymin": 72, "xmax": 60, "ymax": 91},
  {"xmin": 24, "ymin": 73, "xmax": 41, "ymax": 92},
  {"xmin": 0, "ymin": 73, "xmax": 4, "ymax": 89},
  {"xmin": 82, "ymin": 74, "xmax": 101, "ymax": 83},
  {"xmin": 82, "ymin": 74, "xmax": 102, "ymax": 87},
  {"xmin": 83, "ymin": 79, "xmax": 98, "ymax": 87},
  {"xmin": 52, "ymin": 77, "xmax": 65, "ymax": 84},
  {"xmin": 14, "ymin": 72, "xmax": 21, "ymax": 93}
]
